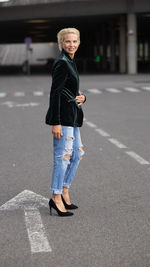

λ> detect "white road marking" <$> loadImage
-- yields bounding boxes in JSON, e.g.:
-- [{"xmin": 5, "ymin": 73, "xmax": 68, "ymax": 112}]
[
  {"xmin": 15, "ymin": 102, "xmax": 40, "ymax": 107},
  {"xmin": 87, "ymin": 89, "xmax": 101, "ymax": 94},
  {"xmin": 0, "ymin": 190, "xmax": 52, "ymax": 253},
  {"xmin": 33, "ymin": 91, "xmax": 44, "ymax": 96},
  {"xmin": 142, "ymin": 87, "xmax": 150, "ymax": 91},
  {"xmin": 25, "ymin": 208, "xmax": 52, "ymax": 253},
  {"xmin": 95, "ymin": 128, "xmax": 110, "ymax": 137},
  {"xmin": 0, "ymin": 190, "xmax": 48, "ymax": 211},
  {"xmin": 125, "ymin": 151, "xmax": 150, "ymax": 165},
  {"xmin": 1, "ymin": 101, "xmax": 39, "ymax": 108},
  {"xmin": 85, "ymin": 121, "xmax": 97, "ymax": 128},
  {"xmin": 0, "ymin": 93, "xmax": 7, "ymax": 98},
  {"xmin": 1, "ymin": 101, "xmax": 14, "ymax": 108},
  {"xmin": 105, "ymin": 88, "xmax": 121, "ymax": 93},
  {"xmin": 14, "ymin": 92, "xmax": 25, "ymax": 97},
  {"xmin": 108, "ymin": 138, "xmax": 127, "ymax": 149},
  {"xmin": 85, "ymin": 118, "xmax": 150, "ymax": 168},
  {"xmin": 124, "ymin": 87, "xmax": 140, "ymax": 92}
]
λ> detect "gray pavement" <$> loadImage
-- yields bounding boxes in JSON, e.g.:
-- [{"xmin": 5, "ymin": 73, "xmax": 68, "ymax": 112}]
[{"xmin": 0, "ymin": 74, "xmax": 150, "ymax": 267}]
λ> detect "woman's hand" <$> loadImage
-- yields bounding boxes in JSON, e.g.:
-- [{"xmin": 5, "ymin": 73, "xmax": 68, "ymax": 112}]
[
  {"xmin": 76, "ymin": 93, "xmax": 86, "ymax": 106},
  {"xmin": 52, "ymin": 125, "xmax": 63, "ymax": 139}
]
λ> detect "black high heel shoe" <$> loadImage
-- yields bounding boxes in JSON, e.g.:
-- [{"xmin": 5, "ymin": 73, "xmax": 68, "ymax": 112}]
[
  {"xmin": 61, "ymin": 195, "xmax": 78, "ymax": 210},
  {"xmin": 49, "ymin": 199, "xmax": 74, "ymax": 217}
]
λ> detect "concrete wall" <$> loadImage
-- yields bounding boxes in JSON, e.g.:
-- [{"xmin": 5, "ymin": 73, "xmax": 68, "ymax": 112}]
[{"xmin": 0, "ymin": 0, "xmax": 150, "ymax": 22}]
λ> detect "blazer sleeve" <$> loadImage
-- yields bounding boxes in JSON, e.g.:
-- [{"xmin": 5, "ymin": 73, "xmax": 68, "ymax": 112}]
[{"xmin": 48, "ymin": 60, "xmax": 68, "ymax": 125}]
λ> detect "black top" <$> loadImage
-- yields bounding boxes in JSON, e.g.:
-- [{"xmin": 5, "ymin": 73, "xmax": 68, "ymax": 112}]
[{"xmin": 45, "ymin": 49, "xmax": 85, "ymax": 127}]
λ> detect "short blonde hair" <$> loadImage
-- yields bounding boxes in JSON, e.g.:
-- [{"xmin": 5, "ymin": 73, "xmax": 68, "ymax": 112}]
[{"xmin": 57, "ymin": 28, "xmax": 80, "ymax": 51}]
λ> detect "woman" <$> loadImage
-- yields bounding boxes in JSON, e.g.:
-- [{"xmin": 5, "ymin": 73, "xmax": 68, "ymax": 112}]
[{"xmin": 45, "ymin": 28, "xmax": 86, "ymax": 217}]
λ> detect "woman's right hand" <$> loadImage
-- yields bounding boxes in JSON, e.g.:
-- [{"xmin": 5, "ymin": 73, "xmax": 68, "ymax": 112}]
[{"xmin": 52, "ymin": 125, "xmax": 63, "ymax": 139}]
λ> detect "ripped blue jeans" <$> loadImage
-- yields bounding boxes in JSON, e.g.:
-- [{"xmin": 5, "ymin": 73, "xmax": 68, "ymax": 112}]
[{"xmin": 50, "ymin": 126, "xmax": 84, "ymax": 194}]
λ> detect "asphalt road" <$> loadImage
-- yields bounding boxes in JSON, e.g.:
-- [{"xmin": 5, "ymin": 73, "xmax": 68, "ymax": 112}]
[{"xmin": 0, "ymin": 74, "xmax": 150, "ymax": 267}]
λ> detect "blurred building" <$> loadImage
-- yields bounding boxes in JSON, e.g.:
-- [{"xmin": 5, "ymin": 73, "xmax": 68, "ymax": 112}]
[{"xmin": 0, "ymin": 0, "xmax": 150, "ymax": 74}]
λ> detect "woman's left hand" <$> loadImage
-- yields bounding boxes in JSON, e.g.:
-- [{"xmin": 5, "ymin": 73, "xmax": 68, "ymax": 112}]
[{"xmin": 76, "ymin": 93, "xmax": 86, "ymax": 106}]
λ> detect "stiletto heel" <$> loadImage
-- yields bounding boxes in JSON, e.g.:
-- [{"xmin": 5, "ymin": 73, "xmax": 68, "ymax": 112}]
[
  {"xmin": 61, "ymin": 195, "xmax": 78, "ymax": 210},
  {"xmin": 49, "ymin": 199, "xmax": 74, "ymax": 217}
]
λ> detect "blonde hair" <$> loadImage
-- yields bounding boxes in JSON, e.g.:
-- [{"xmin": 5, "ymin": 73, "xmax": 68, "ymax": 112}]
[{"xmin": 57, "ymin": 28, "xmax": 80, "ymax": 51}]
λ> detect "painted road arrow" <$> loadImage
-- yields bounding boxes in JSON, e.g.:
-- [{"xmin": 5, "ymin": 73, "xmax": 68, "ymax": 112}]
[{"xmin": 0, "ymin": 190, "xmax": 52, "ymax": 253}]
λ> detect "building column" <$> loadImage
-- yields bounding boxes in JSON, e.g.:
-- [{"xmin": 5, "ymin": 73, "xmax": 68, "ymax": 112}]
[
  {"xmin": 119, "ymin": 15, "xmax": 126, "ymax": 73},
  {"xmin": 110, "ymin": 21, "xmax": 116, "ymax": 72},
  {"xmin": 127, "ymin": 13, "xmax": 137, "ymax": 74},
  {"xmin": 102, "ymin": 23, "xmax": 107, "ymax": 71}
]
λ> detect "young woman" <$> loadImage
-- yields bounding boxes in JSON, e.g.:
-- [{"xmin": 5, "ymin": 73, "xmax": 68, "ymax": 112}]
[{"xmin": 45, "ymin": 28, "xmax": 86, "ymax": 217}]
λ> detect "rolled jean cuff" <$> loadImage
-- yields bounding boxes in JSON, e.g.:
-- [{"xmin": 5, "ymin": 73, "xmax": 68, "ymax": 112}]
[
  {"xmin": 63, "ymin": 183, "xmax": 70, "ymax": 188},
  {"xmin": 50, "ymin": 188, "xmax": 63, "ymax": 194}
]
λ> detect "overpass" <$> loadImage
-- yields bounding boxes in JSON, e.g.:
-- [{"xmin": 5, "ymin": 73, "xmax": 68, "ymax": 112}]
[{"xmin": 0, "ymin": 0, "xmax": 150, "ymax": 74}]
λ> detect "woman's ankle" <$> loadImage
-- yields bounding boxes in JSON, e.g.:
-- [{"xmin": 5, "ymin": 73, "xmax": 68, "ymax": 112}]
[
  {"xmin": 52, "ymin": 194, "xmax": 67, "ymax": 212},
  {"xmin": 62, "ymin": 188, "xmax": 71, "ymax": 204},
  {"xmin": 63, "ymin": 187, "xmax": 69, "ymax": 195},
  {"xmin": 52, "ymin": 194, "xmax": 62, "ymax": 202}
]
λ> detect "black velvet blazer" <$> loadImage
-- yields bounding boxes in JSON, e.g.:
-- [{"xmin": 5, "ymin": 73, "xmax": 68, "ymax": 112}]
[{"xmin": 45, "ymin": 49, "xmax": 85, "ymax": 127}]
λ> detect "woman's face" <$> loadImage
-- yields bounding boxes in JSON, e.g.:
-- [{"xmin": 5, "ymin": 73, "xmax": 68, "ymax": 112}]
[{"xmin": 62, "ymin": 33, "xmax": 80, "ymax": 58}]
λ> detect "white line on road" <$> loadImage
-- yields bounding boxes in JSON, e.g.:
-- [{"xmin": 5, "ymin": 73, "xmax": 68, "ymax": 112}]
[
  {"xmin": 15, "ymin": 102, "xmax": 40, "ymax": 107},
  {"xmin": 85, "ymin": 121, "xmax": 97, "ymax": 128},
  {"xmin": 85, "ymin": 118, "xmax": 150, "ymax": 168},
  {"xmin": 1, "ymin": 101, "xmax": 14, "ymax": 108},
  {"xmin": 105, "ymin": 88, "xmax": 121, "ymax": 93},
  {"xmin": 33, "ymin": 91, "xmax": 44, "ymax": 96},
  {"xmin": 141, "ymin": 87, "xmax": 150, "ymax": 91},
  {"xmin": 95, "ymin": 128, "xmax": 110, "ymax": 137},
  {"xmin": 14, "ymin": 92, "xmax": 25, "ymax": 97},
  {"xmin": 124, "ymin": 87, "xmax": 140, "ymax": 92},
  {"xmin": 87, "ymin": 89, "xmax": 102, "ymax": 94},
  {"xmin": 1, "ymin": 101, "xmax": 40, "ymax": 108},
  {"xmin": 108, "ymin": 138, "xmax": 127, "ymax": 149},
  {"xmin": 125, "ymin": 151, "xmax": 150, "ymax": 165},
  {"xmin": 24, "ymin": 208, "xmax": 52, "ymax": 253},
  {"xmin": 0, "ymin": 93, "xmax": 7, "ymax": 98}
]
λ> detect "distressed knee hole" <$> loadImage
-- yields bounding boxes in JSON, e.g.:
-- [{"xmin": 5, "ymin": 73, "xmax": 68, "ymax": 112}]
[
  {"xmin": 67, "ymin": 136, "xmax": 73, "ymax": 140},
  {"xmin": 64, "ymin": 154, "xmax": 71, "ymax": 161}
]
